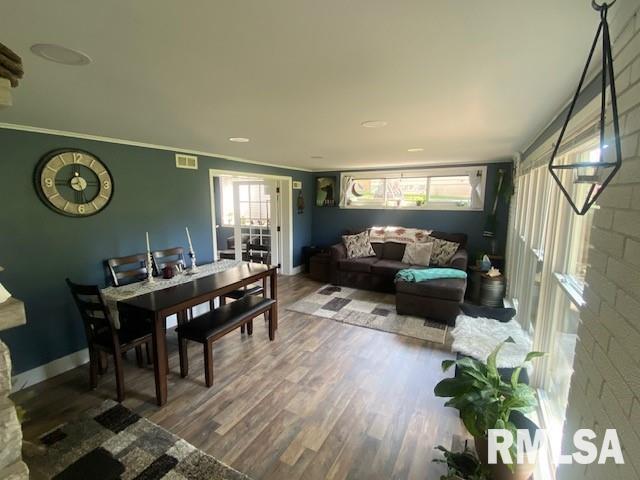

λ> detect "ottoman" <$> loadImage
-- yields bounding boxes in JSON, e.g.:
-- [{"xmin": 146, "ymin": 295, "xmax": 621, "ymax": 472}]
[{"xmin": 395, "ymin": 278, "xmax": 467, "ymax": 326}]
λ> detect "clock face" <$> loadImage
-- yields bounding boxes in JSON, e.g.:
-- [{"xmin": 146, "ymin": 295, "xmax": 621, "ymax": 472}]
[{"xmin": 35, "ymin": 149, "xmax": 114, "ymax": 217}]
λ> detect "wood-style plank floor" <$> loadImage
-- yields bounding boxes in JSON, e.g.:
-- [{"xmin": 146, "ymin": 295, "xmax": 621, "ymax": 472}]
[{"xmin": 12, "ymin": 274, "xmax": 464, "ymax": 480}]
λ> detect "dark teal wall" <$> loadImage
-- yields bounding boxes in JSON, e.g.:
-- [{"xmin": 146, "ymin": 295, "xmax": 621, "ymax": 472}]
[
  {"xmin": 0, "ymin": 128, "xmax": 313, "ymax": 374},
  {"xmin": 310, "ymin": 162, "xmax": 513, "ymax": 258}
]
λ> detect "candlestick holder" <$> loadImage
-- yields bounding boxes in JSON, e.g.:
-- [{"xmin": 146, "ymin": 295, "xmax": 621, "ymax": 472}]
[
  {"xmin": 146, "ymin": 251, "xmax": 155, "ymax": 283},
  {"xmin": 189, "ymin": 250, "xmax": 198, "ymax": 273}
]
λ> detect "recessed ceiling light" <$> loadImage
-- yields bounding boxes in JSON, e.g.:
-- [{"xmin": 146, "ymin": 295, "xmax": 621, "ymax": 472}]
[
  {"xmin": 361, "ymin": 120, "xmax": 388, "ymax": 128},
  {"xmin": 407, "ymin": 148, "xmax": 424, "ymax": 152},
  {"xmin": 229, "ymin": 137, "xmax": 250, "ymax": 143},
  {"xmin": 310, "ymin": 155, "xmax": 324, "ymax": 160},
  {"xmin": 30, "ymin": 44, "xmax": 91, "ymax": 66}
]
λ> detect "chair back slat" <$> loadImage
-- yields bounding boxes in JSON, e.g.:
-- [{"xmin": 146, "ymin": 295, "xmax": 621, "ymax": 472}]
[
  {"xmin": 107, "ymin": 253, "xmax": 148, "ymax": 286},
  {"xmin": 247, "ymin": 242, "xmax": 270, "ymax": 264},
  {"xmin": 152, "ymin": 247, "xmax": 185, "ymax": 274},
  {"xmin": 66, "ymin": 279, "xmax": 118, "ymax": 346}
]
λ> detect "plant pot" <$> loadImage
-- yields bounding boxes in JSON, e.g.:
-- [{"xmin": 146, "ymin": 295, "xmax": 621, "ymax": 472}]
[{"xmin": 474, "ymin": 412, "xmax": 539, "ymax": 480}]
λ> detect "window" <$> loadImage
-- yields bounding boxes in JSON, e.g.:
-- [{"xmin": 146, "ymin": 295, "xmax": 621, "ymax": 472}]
[
  {"xmin": 505, "ymin": 137, "xmax": 599, "ymax": 471},
  {"xmin": 341, "ymin": 166, "xmax": 486, "ymax": 211}
]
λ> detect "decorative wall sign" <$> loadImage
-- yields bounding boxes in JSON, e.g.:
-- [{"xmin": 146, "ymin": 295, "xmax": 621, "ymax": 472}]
[
  {"xmin": 316, "ymin": 176, "xmax": 337, "ymax": 207},
  {"xmin": 34, "ymin": 149, "xmax": 114, "ymax": 217}
]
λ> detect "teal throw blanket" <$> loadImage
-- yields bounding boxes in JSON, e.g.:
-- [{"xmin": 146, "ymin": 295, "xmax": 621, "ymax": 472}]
[{"xmin": 395, "ymin": 268, "xmax": 467, "ymax": 283}]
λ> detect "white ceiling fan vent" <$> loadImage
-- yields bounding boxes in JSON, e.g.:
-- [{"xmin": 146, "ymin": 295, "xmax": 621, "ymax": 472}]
[{"xmin": 175, "ymin": 153, "xmax": 198, "ymax": 170}]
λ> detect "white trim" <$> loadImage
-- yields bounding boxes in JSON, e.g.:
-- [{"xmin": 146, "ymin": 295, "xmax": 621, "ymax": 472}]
[
  {"xmin": 0, "ymin": 122, "xmax": 312, "ymax": 172},
  {"xmin": 208, "ymin": 169, "xmax": 294, "ymax": 275},
  {"xmin": 287, "ymin": 265, "xmax": 303, "ymax": 276},
  {"xmin": 11, "ymin": 348, "xmax": 89, "ymax": 392}
]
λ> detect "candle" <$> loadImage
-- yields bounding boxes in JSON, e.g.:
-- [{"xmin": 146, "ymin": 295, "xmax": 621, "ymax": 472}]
[
  {"xmin": 186, "ymin": 227, "xmax": 194, "ymax": 251},
  {"xmin": 146, "ymin": 231, "xmax": 150, "ymax": 253}
]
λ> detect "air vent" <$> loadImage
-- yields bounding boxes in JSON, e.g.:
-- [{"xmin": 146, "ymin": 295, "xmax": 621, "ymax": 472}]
[{"xmin": 175, "ymin": 153, "xmax": 198, "ymax": 170}]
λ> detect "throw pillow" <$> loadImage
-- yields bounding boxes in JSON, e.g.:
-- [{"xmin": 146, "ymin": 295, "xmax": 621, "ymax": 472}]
[
  {"xmin": 430, "ymin": 238, "xmax": 460, "ymax": 265},
  {"xmin": 369, "ymin": 226, "xmax": 386, "ymax": 244},
  {"xmin": 384, "ymin": 226, "xmax": 433, "ymax": 244},
  {"xmin": 460, "ymin": 303, "xmax": 517, "ymax": 323},
  {"xmin": 342, "ymin": 231, "xmax": 376, "ymax": 259},
  {"xmin": 401, "ymin": 242, "xmax": 433, "ymax": 266}
]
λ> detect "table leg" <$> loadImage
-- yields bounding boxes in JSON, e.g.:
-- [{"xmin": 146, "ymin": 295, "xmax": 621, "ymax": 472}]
[
  {"xmin": 270, "ymin": 271, "xmax": 278, "ymax": 330},
  {"xmin": 151, "ymin": 313, "xmax": 168, "ymax": 406}
]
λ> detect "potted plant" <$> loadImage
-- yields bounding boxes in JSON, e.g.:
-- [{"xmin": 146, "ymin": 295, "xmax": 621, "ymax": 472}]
[
  {"xmin": 434, "ymin": 343, "xmax": 544, "ymax": 480},
  {"xmin": 433, "ymin": 444, "xmax": 489, "ymax": 480}
]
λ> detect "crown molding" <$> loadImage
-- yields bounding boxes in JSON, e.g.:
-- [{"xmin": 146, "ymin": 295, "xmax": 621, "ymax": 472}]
[{"xmin": 0, "ymin": 122, "xmax": 313, "ymax": 173}]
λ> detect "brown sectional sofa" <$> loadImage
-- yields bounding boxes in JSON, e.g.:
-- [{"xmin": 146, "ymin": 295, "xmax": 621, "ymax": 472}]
[{"xmin": 329, "ymin": 231, "xmax": 468, "ymax": 324}]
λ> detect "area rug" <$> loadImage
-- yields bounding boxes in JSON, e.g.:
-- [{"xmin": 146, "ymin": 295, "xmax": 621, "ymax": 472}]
[
  {"xmin": 26, "ymin": 400, "xmax": 251, "ymax": 480},
  {"xmin": 287, "ymin": 285, "xmax": 447, "ymax": 344}
]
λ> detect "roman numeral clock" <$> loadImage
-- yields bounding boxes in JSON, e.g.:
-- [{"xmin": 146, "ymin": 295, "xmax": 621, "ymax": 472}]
[{"xmin": 35, "ymin": 149, "xmax": 114, "ymax": 217}]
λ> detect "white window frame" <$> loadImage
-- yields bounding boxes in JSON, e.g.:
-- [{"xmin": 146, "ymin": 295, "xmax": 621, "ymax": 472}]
[{"xmin": 339, "ymin": 166, "xmax": 487, "ymax": 211}]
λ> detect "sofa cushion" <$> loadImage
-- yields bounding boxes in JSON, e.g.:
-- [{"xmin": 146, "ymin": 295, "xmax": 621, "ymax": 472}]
[
  {"xmin": 396, "ymin": 278, "xmax": 467, "ymax": 302},
  {"xmin": 372, "ymin": 242, "xmax": 384, "ymax": 259},
  {"xmin": 402, "ymin": 242, "xmax": 433, "ymax": 266},
  {"xmin": 342, "ymin": 231, "xmax": 376, "ymax": 258},
  {"xmin": 430, "ymin": 231, "xmax": 467, "ymax": 249},
  {"xmin": 382, "ymin": 242, "xmax": 406, "ymax": 261},
  {"xmin": 371, "ymin": 259, "xmax": 410, "ymax": 277},
  {"xmin": 338, "ymin": 257, "xmax": 378, "ymax": 273}
]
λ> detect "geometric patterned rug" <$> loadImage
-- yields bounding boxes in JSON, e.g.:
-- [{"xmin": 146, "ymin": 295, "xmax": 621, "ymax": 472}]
[
  {"xmin": 287, "ymin": 284, "xmax": 447, "ymax": 344},
  {"xmin": 25, "ymin": 400, "xmax": 252, "ymax": 480}
]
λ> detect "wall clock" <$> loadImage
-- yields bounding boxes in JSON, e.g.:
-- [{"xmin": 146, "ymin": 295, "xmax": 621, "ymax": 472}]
[{"xmin": 34, "ymin": 149, "xmax": 114, "ymax": 217}]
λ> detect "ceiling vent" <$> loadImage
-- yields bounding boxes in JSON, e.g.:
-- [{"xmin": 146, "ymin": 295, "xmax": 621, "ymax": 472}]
[{"xmin": 175, "ymin": 153, "xmax": 198, "ymax": 170}]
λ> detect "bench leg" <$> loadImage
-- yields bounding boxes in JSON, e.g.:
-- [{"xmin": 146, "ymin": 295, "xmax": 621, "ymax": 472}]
[
  {"xmin": 113, "ymin": 351, "xmax": 125, "ymax": 402},
  {"xmin": 240, "ymin": 323, "xmax": 245, "ymax": 334},
  {"xmin": 145, "ymin": 341, "xmax": 153, "ymax": 365},
  {"xmin": 204, "ymin": 342, "xmax": 214, "ymax": 387},
  {"xmin": 268, "ymin": 306, "xmax": 275, "ymax": 341},
  {"xmin": 247, "ymin": 319, "xmax": 253, "ymax": 336},
  {"xmin": 135, "ymin": 345, "xmax": 144, "ymax": 368},
  {"xmin": 178, "ymin": 335, "xmax": 189, "ymax": 378},
  {"xmin": 88, "ymin": 348, "xmax": 99, "ymax": 389},
  {"xmin": 98, "ymin": 351, "xmax": 108, "ymax": 375}
]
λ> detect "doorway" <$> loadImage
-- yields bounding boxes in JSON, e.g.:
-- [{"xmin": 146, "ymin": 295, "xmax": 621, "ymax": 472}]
[{"xmin": 209, "ymin": 169, "xmax": 293, "ymax": 274}]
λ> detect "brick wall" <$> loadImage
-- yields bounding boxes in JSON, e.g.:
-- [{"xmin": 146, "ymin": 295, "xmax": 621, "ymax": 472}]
[{"xmin": 558, "ymin": 4, "xmax": 640, "ymax": 479}]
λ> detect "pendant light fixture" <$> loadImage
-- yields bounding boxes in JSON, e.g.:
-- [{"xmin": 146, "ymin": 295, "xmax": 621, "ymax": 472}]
[{"xmin": 548, "ymin": 0, "xmax": 622, "ymax": 216}]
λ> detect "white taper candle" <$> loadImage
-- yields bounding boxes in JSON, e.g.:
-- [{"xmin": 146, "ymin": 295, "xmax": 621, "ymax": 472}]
[
  {"xmin": 186, "ymin": 227, "xmax": 194, "ymax": 251},
  {"xmin": 146, "ymin": 231, "xmax": 150, "ymax": 252}
]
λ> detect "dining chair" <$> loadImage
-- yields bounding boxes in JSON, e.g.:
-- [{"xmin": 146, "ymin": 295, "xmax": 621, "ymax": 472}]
[
  {"xmin": 220, "ymin": 242, "xmax": 270, "ymax": 333},
  {"xmin": 66, "ymin": 278, "xmax": 153, "ymax": 402},
  {"xmin": 106, "ymin": 253, "xmax": 149, "ymax": 287},
  {"xmin": 151, "ymin": 247, "xmax": 186, "ymax": 276}
]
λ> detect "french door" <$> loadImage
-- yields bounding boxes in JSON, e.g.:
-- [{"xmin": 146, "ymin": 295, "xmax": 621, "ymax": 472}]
[{"xmin": 231, "ymin": 179, "xmax": 281, "ymax": 269}]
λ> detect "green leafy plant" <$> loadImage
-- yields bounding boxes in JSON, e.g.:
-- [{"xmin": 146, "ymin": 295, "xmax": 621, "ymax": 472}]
[
  {"xmin": 434, "ymin": 343, "xmax": 544, "ymax": 466},
  {"xmin": 433, "ymin": 444, "xmax": 489, "ymax": 480}
]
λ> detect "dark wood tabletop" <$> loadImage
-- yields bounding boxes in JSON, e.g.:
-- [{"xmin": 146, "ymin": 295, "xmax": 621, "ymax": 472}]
[{"xmin": 120, "ymin": 262, "xmax": 276, "ymax": 315}]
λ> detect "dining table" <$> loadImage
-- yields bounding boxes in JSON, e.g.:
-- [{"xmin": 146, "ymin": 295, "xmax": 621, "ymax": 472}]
[{"xmin": 107, "ymin": 260, "xmax": 278, "ymax": 406}]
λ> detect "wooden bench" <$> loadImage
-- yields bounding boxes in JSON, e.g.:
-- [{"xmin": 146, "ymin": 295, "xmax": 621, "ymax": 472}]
[{"xmin": 176, "ymin": 295, "xmax": 277, "ymax": 387}]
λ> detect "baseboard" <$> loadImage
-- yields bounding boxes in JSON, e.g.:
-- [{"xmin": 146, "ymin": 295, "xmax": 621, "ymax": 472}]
[
  {"xmin": 11, "ymin": 348, "xmax": 90, "ymax": 393},
  {"xmin": 285, "ymin": 265, "xmax": 303, "ymax": 276}
]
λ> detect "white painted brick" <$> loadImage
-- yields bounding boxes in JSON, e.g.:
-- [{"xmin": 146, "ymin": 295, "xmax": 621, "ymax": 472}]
[
  {"xmin": 593, "ymin": 343, "xmax": 634, "ymax": 415},
  {"xmin": 580, "ymin": 308, "xmax": 611, "ymax": 351},
  {"xmin": 585, "ymin": 267, "xmax": 618, "ymax": 304},
  {"xmin": 623, "ymin": 237, "xmax": 640, "ymax": 267},
  {"xmin": 612, "ymin": 209, "xmax": 640, "ymax": 238},
  {"xmin": 625, "ymin": 99, "xmax": 640, "ymax": 136},
  {"xmin": 608, "ymin": 337, "xmax": 640, "ymax": 395},
  {"xmin": 621, "ymin": 132, "xmax": 639, "ymax": 159},
  {"xmin": 606, "ymin": 256, "xmax": 640, "ymax": 294},
  {"xmin": 617, "ymin": 77, "xmax": 640, "ymax": 116},
  {"xmin": 587, "ymin": 247, "xmax": 609, "ymax": 273},
  {"xmin": 600, "ymin": 299, "xmax": 640, "ymax": 364},
  {"xmin": 612, "ymin": 156, "xmax": 640, "ymax": 185},
  {"xmin": 615, "ymin": 287, "xmax": 640, "ymax": 324},
  {"xmin": 632, "ymin": 185, "xmax": 640, "ymax": 210},
  {"xmin": 593, "ymin": 206, "xmax": 615, "ymax": 229},
  {"xmin": 596, "ymin": 185, "xmax": 632, "ymax": 209},
  {"xmin": 590, "ymin": 226, "xmax": 625, "ymax": 257},
  {"xmin": 631, "ymin": 54, "xmax": 640, "ymax": 85},
  {"xmin": 582, "ymin": 284, "xmax": 602, "ymax": 315}
]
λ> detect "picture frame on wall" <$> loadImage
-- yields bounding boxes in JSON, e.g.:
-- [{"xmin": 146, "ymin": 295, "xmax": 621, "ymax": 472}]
[{"xmin": 316, "ymin": 176, "xmax": 337, "ymax": 207}]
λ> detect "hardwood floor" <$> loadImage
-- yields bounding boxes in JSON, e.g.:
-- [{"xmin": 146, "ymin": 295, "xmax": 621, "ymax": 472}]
[{"xmin": 13, "ymin": 274, "xmax": 465, "ymax": 479}]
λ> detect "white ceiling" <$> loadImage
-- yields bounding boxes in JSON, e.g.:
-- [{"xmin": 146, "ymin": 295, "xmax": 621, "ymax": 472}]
[{"xmin": 0, "ymin": 0, "xmax": 602, "ymax": 171}]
